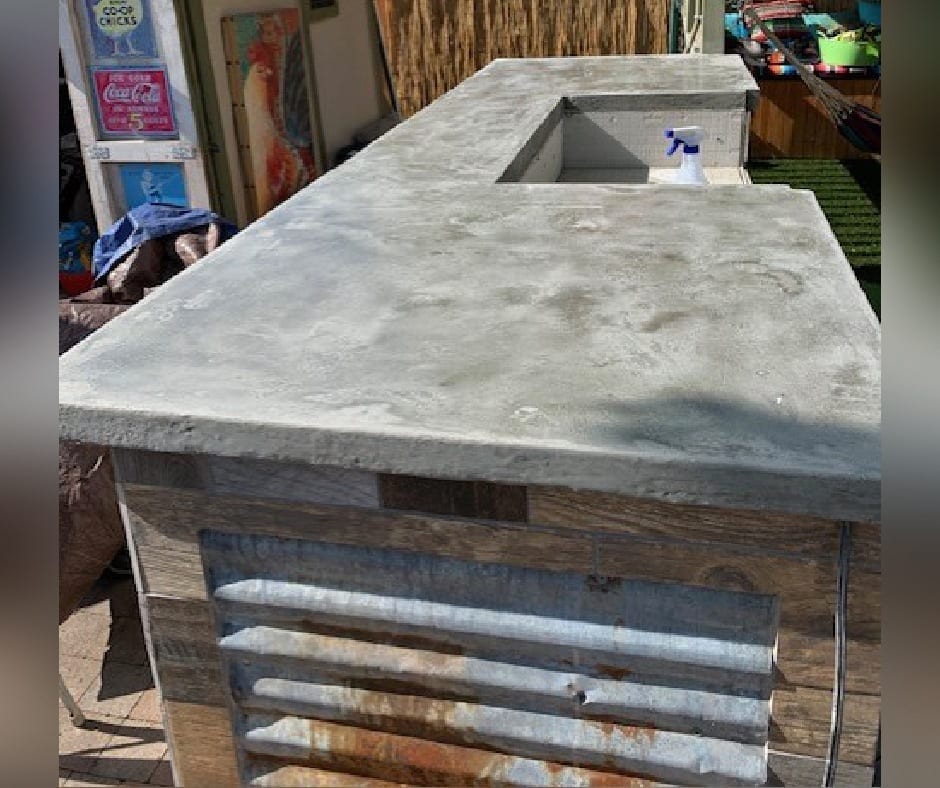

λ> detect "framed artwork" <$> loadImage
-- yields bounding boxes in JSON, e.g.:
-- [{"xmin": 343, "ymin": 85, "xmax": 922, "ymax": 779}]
[
  {"xmin": 83, "ymin": 0, "xmax": 159, "ymax": 59},
  {"xmin": 118, "ymin": 163, "xmax": 189, "ymax": 210},
  {"xmin": 91, "ymin": 66, "xmax": 177, "ymax": 138},
  {"xmin": 222, "ymin": 9, "xmax": 319, "ymax": 219}
]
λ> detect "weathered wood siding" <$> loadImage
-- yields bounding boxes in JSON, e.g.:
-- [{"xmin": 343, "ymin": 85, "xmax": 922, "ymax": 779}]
[
  {"xmin": 114, "ymin": 449, "xmax": 879, "ymax": 786},
  {"xmin": 750, "ymin": 77, "xmax": 881, "ymax": 160}
]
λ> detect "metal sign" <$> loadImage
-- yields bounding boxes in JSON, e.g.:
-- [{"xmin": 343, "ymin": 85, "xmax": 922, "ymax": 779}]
[
  {"xmin": 84, "ymin": 0, "xmax": 158, "ymax": 59},
  {"xmin": 91, "ymin": 66, "xmax": 176, "ymax": 137}
]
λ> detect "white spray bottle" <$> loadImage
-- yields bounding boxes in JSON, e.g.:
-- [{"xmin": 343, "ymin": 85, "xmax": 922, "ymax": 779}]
[{"xmin": 665, "ymin": 126, "xmax": 708, "ymax": 185}]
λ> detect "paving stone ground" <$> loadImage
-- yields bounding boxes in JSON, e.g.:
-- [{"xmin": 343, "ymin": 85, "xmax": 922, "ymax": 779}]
[{"xmin": 59, "ymin": 574, "xmax": 172, "ymax": 787}]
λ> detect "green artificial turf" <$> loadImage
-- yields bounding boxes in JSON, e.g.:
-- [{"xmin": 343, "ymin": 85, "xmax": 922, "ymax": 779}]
[{"xmin": 747, "ymin": 159, "xmax": 881, "ymax": 319}]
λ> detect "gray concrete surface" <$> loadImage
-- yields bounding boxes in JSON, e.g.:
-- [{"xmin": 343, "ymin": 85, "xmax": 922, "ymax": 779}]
[{"xmin": 59, "ymin": 56, "xmax": 880, "ymax": 522}]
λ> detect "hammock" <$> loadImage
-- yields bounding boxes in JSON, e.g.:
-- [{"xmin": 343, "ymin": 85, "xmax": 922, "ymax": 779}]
[{"xmin": 744, "ymin": 9, "xmax": 881, "ymax": 155}]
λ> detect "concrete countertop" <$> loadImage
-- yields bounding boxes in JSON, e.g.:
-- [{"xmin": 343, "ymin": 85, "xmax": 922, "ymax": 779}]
[{"xmin": 59, "ymin": 56, "xmax": 880, "ymax": 522}]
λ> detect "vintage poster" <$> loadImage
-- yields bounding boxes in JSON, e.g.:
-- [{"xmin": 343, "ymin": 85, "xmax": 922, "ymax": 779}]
[
  {"xmin": 84, "ymin": 0, "xmax": 158, "ymax": 59},
  {"xmin": 119, "ymin": 163, "xmax": 188, "ymax": 210},
  {"xmin": 223, "ymin": 9, "xmax": 318, "ymax": 218},
  {"xmin": 92, "ymin": 67, "xmax": 176, "ymax": 137}
]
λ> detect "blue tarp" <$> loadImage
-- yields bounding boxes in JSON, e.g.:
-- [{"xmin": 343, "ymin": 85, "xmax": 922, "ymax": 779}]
[{"xmin": 92, "ymin": 203, "xmax": 237, "ymax": 282}]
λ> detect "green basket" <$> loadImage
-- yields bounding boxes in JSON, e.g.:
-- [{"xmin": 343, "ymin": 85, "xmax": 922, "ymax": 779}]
[{"xmin": 817, "ymin": 35, "xmax": 880, "ymax": 67}]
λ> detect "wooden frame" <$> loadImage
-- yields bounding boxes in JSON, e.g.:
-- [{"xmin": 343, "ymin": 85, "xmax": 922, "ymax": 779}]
[
  {"xmin": 220, "ymin": 7, "xmax": 324, "ymax": 221},
  {"xmin": 179, "ymin": 0, "xmax": 328, "ymax": 227}
]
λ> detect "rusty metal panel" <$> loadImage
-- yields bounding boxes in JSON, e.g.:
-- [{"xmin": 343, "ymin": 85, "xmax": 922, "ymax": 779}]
[
  {"xmin": 241, "ymin": 716, "xmax": 648, "ymax": 787},
  {"xmin": 201, "ymin": 531, "xmax": 778, "ymax": 786}
]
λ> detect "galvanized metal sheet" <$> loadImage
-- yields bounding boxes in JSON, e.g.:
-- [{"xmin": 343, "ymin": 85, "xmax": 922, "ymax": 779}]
[
  {"xmin": 241, "ymin": 716, "xmax": 650, "ymax": 787},
  {"xmin": 201, "ymin": 531, "xmax": 777, "ymax": 786},
  {"xmin": 223, "ymin": 629, "xmax": 769, "ymax": 742}
]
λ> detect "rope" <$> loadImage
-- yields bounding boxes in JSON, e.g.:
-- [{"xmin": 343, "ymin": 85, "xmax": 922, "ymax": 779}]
[
  {"xmin": 744, "ymin": 9, "xmax": 855, "ymax": 116},
  {"xmin": 743, "ymin": 9, "xmax": 880, "ymax": 153}
]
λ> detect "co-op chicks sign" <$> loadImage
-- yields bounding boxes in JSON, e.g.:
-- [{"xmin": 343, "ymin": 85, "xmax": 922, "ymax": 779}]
[{"xmin": 86, "ymin": 0, "xmax": 158, "ymax": 59}]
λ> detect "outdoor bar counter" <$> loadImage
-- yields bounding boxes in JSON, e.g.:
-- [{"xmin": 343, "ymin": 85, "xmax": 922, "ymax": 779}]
[{"xmin": 59, "ymin": 56, "xmax": 880, "ymax": 787}]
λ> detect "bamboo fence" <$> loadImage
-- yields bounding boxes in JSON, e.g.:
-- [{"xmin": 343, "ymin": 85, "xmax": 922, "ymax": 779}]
[{"xmin": 374, "ymin": 0, "xmax": 670, "ymax": 117}]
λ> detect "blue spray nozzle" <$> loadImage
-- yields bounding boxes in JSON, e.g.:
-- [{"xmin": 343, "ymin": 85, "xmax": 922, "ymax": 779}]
[
  {"xmin": 665, "ymin": 126, "xmax": 705, "ymax": 156},
  {"xmin": 665, "ymin": 128, "xmax": 681, "ymax": 156}
]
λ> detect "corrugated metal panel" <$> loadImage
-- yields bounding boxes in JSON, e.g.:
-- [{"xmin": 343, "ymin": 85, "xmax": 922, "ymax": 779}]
[{"xmin": 201, "ymin": 531, "xmax": 778, "ymax": 786}]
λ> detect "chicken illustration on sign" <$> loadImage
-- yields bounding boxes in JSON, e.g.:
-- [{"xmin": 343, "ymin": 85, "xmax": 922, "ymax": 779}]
[
  {"xmin": 226, "ymin": 10, "xmax": 318, "ymax": 218},
  {"xmin": 85, "ymin": 0, "xmax": 158, "ymax": 59}
]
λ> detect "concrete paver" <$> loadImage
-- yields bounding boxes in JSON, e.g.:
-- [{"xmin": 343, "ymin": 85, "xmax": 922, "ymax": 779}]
[
  {"xmin": 59, "ymin": 575, "xmax": 169, "ymax": 786},
  {"xmin": 77, "ymin": 664, "xmax": 151, "ymax": 721},
  {"xmin": 128, "ymin": 688, "xmax": 163, "ymax": 724},
  {"xmin": 148, "ymin": 759, "xmax": 174, "ymax": 786},
  {"xmin": 58, "ymin": 710, "xmax": 113, "ymax": 774},
  {"xmin": 86, "ymin": 718, "xmax": 167, "ymax": 783},
  {"xmin": 62, "ymin": 772, "xmax": 122, "ymax": 786},
  {"xmin": 59, "ymin": 602, "xmax": 111, "ymax": 661}
]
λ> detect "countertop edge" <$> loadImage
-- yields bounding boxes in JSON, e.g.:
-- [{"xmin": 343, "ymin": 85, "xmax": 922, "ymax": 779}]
[{"xmin": 60, "ymin": 403, "xmax": 880, "ymax": 525}]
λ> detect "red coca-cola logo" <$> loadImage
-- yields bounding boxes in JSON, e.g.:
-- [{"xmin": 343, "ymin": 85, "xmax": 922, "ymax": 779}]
[{"xmin": 101, "ymin": 81, "xmax": 161, "ymax": 104}]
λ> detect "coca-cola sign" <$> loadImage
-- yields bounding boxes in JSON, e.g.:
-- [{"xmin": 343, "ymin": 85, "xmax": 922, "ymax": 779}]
[{"xmin": 92, "ymin": 67, "xmax": 176, "ymax": 137}]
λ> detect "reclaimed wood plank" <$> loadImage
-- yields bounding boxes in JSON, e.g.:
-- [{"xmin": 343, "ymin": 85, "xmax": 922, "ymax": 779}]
[
  {"xmin": 770, "ymin": 686, "xmax": 880, "ymax": 765},
  {"xmin": 379, "ymin": 474, "xmax": 528, "ymax": 521},
  {"xmin": 164, "ymin": 700, "xmax": 240, "ymax": 788},
  {"xmin": 145, "ymin": 595, "xmax": 226, "ymax": 706},
  {"xmin": 597, "ymin": 535, "xmax": 879, "ymax": 639},
  {"xmin": 112, "ymin": 448, "xmax": 208, "ymax": 490},
  {"xmin": 851, "ymin": 521, "xmax": 880, "ymax": 571},
  {"xmin": 208, "ymin": 456, "xmax": 379, "ymax": 508},
  {"xmin": 528, "ymin": 486, "xmax": 841, "ymax": 558},
  {"xmin": 596, "ymin": 535, "xmax": 836, "ymax": 634},
  {"xmin": 767, "ymin": 749, "xmax": 874, "ymax": 787},
  {"xmin": 776, "ymin": 630, "xmax": 879, "ymax": 695},
  {"xmin": 124, "ymin": 484, "xmax": 592, "ymax": 601},
  {"xmin": 158, "ymin": 662, "xmax": 227, "ymax": 708}
]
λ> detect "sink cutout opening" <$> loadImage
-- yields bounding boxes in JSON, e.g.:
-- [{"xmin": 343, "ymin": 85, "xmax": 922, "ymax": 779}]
[{"xmin": 498, "ymin": 94, "xmax": 749, "ymax": 185}]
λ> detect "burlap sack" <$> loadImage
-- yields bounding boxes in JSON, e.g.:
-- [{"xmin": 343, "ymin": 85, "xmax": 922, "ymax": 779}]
[
  {"xmin": 58, "ymin": 441, "xmax": 126, "ymax": 623},
  {"xmin": 58, "ymin": 301, "xmax": 130, "ymax": 622}
]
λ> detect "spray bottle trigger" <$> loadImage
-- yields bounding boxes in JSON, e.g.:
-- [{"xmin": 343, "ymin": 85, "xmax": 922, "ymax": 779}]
[{"xmin": 665, "ymin": 129, "xmax": 680, "ymax": 156}]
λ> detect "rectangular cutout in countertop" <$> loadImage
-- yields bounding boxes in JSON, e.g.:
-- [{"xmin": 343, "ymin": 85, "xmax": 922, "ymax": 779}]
[{"xmin": 499, "ymin": 93, "xmax": 749, "ymax": 184}]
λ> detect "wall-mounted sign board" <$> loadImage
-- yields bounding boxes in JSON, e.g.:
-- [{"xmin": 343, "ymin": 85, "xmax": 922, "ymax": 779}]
[
  {"xmin": 84, "ymin": 0, "xmax": 159, "ymax": 59},
  {"xmin": 118, "ymin": 162, "xmax": 189, "ymax": 210},
  {"xmin": 92, "ymin": 66, "xmax": 177, "ymax": 137}
]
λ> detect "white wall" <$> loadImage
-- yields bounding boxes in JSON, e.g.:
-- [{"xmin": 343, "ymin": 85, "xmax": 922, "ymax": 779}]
[
  {"xmin": 309, "ymin": 0, "xmax": 388, "ymax": 166},
  {"xmin": 518, "ymin": 121, "xmax": 563, "ymax": 183},
  {"xmin": 200, "ymin": 0, "xmax": 388, "ymax": 226}
]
